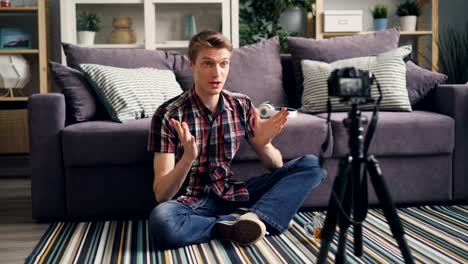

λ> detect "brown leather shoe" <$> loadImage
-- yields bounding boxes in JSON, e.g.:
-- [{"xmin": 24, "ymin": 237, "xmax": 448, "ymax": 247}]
[{"xmin": 213, "ymin": 212, "xmax": 266, "ymax": 245}]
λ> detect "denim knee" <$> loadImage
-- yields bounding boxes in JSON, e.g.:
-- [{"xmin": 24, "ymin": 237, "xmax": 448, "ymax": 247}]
[
  {"xmin": 295, "ymin": 154, "xmax": 320, "ymax": 169},
  {"xmin": 148, "ymin": 202, "xmax": 185, "ymax": 249},
  {"xmin": 292, "ymin": 155, "xmax": 324, "ymax": 181}
]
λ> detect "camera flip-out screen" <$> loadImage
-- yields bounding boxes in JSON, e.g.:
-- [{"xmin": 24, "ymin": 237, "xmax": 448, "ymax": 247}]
[{"xmin": 339, "ymin": 78, "xmax": 362, "ymax": 96}]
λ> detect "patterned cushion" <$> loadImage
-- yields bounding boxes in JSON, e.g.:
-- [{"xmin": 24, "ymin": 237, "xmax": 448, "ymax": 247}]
[
  {"xmin": 300, "ymin": 46, "xmax": 412, "ymax": 113},
  {"xmin": 80, "ymin": 64, "xmax": 183, "ymax": 123},
  {"xmin": 287, "ymin": 28, "xmax": 401, "ymax": 108}
]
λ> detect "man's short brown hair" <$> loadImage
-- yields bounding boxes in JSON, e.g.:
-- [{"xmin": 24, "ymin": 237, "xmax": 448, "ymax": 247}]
[{"xmin": 188, "ymin": 30, "xmax": 233, "ymax": 63}]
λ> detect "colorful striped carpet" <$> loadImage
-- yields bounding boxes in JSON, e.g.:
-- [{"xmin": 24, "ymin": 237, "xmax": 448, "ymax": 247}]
[{"xmin": 26, "ymin": 205, "xmax": 467, "ymax": 264}]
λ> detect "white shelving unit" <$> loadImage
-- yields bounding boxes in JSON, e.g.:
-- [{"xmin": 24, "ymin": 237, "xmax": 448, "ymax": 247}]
[
  {"xmin": 60, "ymin": 0, "xmax": 238, "ymax": 60},
  {"xmin": 314, "ymin": 0, "xmax": 438, "ymax": 71}
]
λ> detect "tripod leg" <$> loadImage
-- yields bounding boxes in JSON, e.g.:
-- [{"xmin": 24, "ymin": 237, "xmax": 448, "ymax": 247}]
[
  {"xmin": 317, "ymin": 159, "xmax": 351, "ymax": 264},
  {"xmin": 367, "ymin": 156, "xmax": 415, "ymax": 264},
  {"xmin": 335, "ymin": 177, "xmax": 353, "ymax": 264}
]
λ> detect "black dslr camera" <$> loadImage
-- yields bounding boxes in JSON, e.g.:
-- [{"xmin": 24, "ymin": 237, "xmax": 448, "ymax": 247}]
[{"xmin": 328, "ymin": 67, "xmax": 373, "ymax": 102}]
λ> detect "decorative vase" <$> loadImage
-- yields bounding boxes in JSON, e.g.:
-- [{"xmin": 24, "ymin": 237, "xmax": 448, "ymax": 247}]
[
  {"xmin": 400, "ymin": 16, "xmax": 417, "ymax": 31},
  {"xmin": 110, "ymin": 16, "xmax": 136, "ymax": 44},
  {"xmin": 279, "ymin": 7, "xmax": 307, "ymax": 36},
  {"xmin": 184, "ymin": 15, "xmax": 197, "ymax": 40},
  {"xmin": 373, "ymin": 18, "xmax": 388, "ymax": 31},
  {"xmin": 77, "ymin": 31, "xmax": 95, "ymax": 46}
]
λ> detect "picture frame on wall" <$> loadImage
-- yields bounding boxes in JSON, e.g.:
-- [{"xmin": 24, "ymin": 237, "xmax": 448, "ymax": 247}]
[{"xmin": 0, "ymin": 27, "xmax": 32, "ymax": 49}]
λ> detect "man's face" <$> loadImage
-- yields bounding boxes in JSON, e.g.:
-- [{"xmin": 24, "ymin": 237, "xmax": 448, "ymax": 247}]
[{"xmin": 189, "ymin": 47, "xmax": 231, "ymax": 97}]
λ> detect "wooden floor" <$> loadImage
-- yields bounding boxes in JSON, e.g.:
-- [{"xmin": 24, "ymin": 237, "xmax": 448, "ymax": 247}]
[{"xmin": 0, "ymin": 156, "xmax": 48, "ymax": 264}]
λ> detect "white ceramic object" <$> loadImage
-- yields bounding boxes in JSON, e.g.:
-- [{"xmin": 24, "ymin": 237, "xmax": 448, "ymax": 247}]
[
  {"xmin": 0, "ymin": 55, "xmax": 30, "ymax": 88},
  {"xmin": 400, "ymin": 16, "xmax": 417, "ymax": 31},
  {"xmin": 0, "ymin": 55, "xmax": 30, "ymax": 97},
  {"xmin": 77, "ymin": 31, "xmax": 96, "ymax": 46}
]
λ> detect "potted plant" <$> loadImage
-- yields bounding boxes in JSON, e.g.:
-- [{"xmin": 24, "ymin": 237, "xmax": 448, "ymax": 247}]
[
  {"xmin": 396, "ymin": 0, "xmax": 422, "ymax": 31},
  {"xmin": 239, "ymin": 0, "xmax": 312, "ymax": 52},
  {"xmin": 77, "ymin": 12, "xmax": 101, "ymax": 45},
  {"xmin": 439, "ymin": 22, "xmax": 468, "ymax": 84},
  {"xmin": 370, "ymin": 4, "xmax": 388, "ymax": 31}
]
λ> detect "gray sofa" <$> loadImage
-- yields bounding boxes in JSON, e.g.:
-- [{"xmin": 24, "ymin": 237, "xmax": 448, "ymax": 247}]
[
  {"xmin": 28, "ymin": 56, "xmax": 468, "ymax": 220},
  {"xmin": 28, "ymin": 51, "xmax": 468, "ymax": 220}
]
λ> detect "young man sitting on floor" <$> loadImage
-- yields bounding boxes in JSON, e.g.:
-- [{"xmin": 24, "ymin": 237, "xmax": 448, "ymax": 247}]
[{"xmin": 147, "ymin": 30, "xmax": 324, "ymax": 249}]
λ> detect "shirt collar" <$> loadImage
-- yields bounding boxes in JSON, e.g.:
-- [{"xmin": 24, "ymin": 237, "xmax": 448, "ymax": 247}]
[{"xmin": 188, "ymin": 88, "xmax": 232, "ymax": 118}]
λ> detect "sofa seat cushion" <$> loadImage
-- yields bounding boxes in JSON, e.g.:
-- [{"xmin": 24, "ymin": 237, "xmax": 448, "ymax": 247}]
[
  {"xmin": 62, "ymin": 119, "xmax": 152, "ymax": 167},
  {"xmin": 316, "ymin": 111, "xmax": 454, "ymax": 157},
  {"xmin": 63, "ymin": 112, "xmax": 331, "ymax": 166},
  {"xmin": 234, "ymin": 112, "xmax": 332, "ymax": 161}
]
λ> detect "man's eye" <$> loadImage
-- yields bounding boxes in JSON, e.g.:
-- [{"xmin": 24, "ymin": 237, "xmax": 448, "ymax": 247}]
[
  {"xmin": 221, "ymin": 62, "xmax": 229, "ymax": 67},
  {"xmin": 203, "ymin": 62, "xmax": 211, "ymax": 66}
]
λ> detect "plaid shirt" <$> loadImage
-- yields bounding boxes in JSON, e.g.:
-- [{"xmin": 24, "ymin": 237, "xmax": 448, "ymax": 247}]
[{"xmin": 148, "ymin": 88, "xmax": 256, "ymax": 205}]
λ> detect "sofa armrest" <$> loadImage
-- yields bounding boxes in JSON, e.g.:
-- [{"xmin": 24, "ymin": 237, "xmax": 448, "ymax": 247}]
[
  {"xmin": 28, "ymin": 93, "xmax": 67, "ymax": 219},
  {"xmin": 431, "ymin": 84, "xmax": 468, "ymax": 202}
]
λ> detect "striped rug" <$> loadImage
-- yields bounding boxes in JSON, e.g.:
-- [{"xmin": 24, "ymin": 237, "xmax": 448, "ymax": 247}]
[{"xmin": 26, "ymin": 205, "xmax": 467, "ymax": 264}]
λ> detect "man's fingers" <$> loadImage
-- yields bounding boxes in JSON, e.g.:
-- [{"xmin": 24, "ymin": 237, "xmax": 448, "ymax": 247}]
[
  {"xmin": 171, "ymin": 119, "xmax": 185, "ymax": 140},
  {"xmin": 182, "ymin": 122, "xmax": 191, "ymax": 141}
]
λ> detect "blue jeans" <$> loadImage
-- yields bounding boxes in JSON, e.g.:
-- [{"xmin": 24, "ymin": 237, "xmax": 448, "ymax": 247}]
[{"xmin": 149, "ymin": 154, "xmax": 324, "ymax": 249}]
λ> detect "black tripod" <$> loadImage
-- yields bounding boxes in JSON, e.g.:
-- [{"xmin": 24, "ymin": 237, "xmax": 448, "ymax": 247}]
[{"xmin": 317, "ymin": 103, "xmax": 415, "ymax": 264}]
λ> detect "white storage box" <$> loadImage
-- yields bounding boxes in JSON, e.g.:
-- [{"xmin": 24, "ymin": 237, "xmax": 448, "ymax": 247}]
[{"xmin": 324, "ymin": 10, "xmax": 363, "ymax": 32}]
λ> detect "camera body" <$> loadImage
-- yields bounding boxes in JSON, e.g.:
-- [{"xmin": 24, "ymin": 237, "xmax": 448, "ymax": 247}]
[{"xmin": 328, "ymin": 67, "xmax": 373, "ymax": 100}]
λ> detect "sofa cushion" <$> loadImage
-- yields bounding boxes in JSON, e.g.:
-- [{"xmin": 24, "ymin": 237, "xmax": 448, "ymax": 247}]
[
  {"xmin": 80, "ymin": 64, "xmax": 183, "ymax": 123},
  {"xmin": 316, "ymin": 111, "xmax": 454, "ymax": 157},
  {"xmin": 62, "ymin": 43, "xmax": 193, "ymax": 91},
  {"xmin": 234, "ymin": 112, "xmax": 332, "ymax": 161},
  {"xmin": 300, "ymin": 46, "xmax": 412, "ymax": 113},
  {"xmin": 62, "ymin": 119, "xmax": 152, "ymax": 167},
  {"xmin": 225, "ymin": 36, "xmax": 287, "ymax": 107},
  {"xmin": 62, "ymin": 112, "xmax": 331, "ymax": 166},
  {"xmin": 49, "ymin": 61, "xmax": 107, "ymax": 123},
  {"xmin": 406, "ymin": 60, "xmax": 447, "ymax": 106},
  {"xmin": 287, "ymin": 28, "xmax": 400, "ymax": 107}
]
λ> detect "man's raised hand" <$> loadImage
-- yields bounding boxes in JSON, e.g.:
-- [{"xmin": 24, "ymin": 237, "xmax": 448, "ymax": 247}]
[
  {"xmin": 252, "ymin": 107, "xmax": 289, "ymax": 146},
  {"xmin": 170, "ymin": 118, "xmax": 198, "ymax": 162}
]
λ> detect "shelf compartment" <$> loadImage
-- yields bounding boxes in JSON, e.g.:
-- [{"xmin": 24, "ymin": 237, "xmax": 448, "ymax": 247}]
[
  {"xmin": 75, "ymin": 3, "xmax": 145, "ymax": 47},
  {"xmin": 153, "ymin": 3, "xmax": 223, "ymax": 46}
]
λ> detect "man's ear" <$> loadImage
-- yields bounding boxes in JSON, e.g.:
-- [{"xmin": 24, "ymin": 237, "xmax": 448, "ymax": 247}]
[{"xmin": 188, "ymin": 58, "xmax": 194, "ymax": 71}]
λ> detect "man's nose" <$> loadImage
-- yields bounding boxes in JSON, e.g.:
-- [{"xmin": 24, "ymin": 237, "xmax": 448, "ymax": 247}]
[{"xmin": 211, "ymin": 64, "xmax": 222, "ymax": 77}]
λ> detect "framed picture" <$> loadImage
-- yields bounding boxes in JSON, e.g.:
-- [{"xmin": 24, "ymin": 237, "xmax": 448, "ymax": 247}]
[{"xmin": 0, "ymin": 27, "xmax": 32, "ymax": 49}]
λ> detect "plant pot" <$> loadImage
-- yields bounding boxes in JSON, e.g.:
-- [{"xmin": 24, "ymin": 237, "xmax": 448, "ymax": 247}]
[
  {"xmin": 400, "ymin": 16, "xmax": 417, "ymax": 31},
  {"xmin": 373, "ymin": 18, "xmax": 388, "ymax": 31},
  {"xmin": 77, "ymin": 31, "xmax": 96, "ymax": 46}
]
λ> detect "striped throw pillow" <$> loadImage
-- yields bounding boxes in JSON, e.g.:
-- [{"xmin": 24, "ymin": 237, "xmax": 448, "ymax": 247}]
[
  {"xmin": 300, "ymin": 45, "xmax": 412, "ymax": 114},
  {"xmin": 80, "ymin": 64, "xmax": 183, "ymax": 122}
]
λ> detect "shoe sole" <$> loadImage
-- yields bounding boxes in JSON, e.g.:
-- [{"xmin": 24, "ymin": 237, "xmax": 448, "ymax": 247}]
[{"xmin": 213, "ymin": 219, "xmax": 264, "ymax": 245}]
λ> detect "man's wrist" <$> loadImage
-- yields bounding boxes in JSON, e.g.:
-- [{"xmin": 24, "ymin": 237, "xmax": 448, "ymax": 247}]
[{"xmin": 179, "ymin": 155, "xmax": 195, "ymax": 167}]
